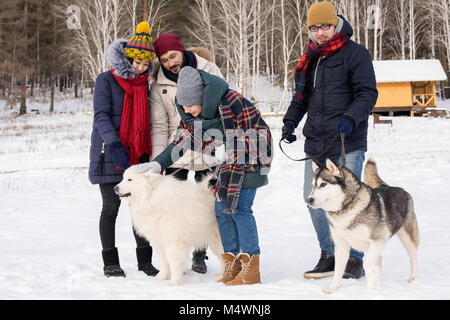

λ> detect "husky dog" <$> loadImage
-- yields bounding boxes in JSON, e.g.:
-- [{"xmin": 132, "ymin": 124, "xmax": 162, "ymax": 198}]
[
  {"xmin": 306, "ymin": 158, "xmax": 419, "ymax": 294},
  {"xmin": 114, "ymin": 169, "xmax": 224, "ymax": 285}
]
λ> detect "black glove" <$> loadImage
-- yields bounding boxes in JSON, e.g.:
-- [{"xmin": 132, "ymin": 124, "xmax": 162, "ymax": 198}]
[
  {"xmin": 337, "ymin": 117, "xmax": 354, "ymax": 137},
  {"xmin": 281, "ymin": 121, "xmax": 297, "ymax": 143},
  {"xmin": 108, "ymin": 141, "xmax": 130, "ymax": 171}
]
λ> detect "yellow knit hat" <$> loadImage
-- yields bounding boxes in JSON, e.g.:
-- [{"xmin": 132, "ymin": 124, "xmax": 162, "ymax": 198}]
[
  {"xmin": 124, "ymin": 22, "xmax": 155, "ymax": 62},
  {"xmin": 307, "ymin": 1, "xmax": 339, "ymax": 28}
]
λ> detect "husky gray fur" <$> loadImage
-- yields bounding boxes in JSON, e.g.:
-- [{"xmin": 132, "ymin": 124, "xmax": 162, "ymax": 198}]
[{"xmin": 306, "ymin": 158, "xmax": 419, "ymax": 294}]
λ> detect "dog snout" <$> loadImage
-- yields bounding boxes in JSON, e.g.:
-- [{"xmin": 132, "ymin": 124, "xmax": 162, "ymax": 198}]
[
  {"xmin": 306, "ymin": 197, "xmax": 314, "ymax": 206},
  {"xmin": 114, "ymin": 185, "xmax": 120, "ymax": 194}
]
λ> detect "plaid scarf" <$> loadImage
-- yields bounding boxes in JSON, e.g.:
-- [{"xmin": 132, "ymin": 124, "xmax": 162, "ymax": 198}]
[
  {"xmin": 173, "ymin": 90, "xmax": 272, "ymax": 214},
  {"xmin": 216, "ymin": 90, "xmax": 272, "ymax": 213},
  {"xmin": 294, "ymin": 32, "xmax": 349, "ymax": 101}
]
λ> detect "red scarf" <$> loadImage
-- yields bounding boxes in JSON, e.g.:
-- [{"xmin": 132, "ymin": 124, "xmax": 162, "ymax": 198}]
[
  {"xmin": 294, "ymin": 33, "xmax": 349, "ymax": 100},
  {"xmin": 111, "ymin": 67, "xmax": 151, "ymax": 166}
]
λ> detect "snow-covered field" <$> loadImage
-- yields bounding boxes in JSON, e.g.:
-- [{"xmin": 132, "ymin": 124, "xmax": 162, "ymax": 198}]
[{"xmin": 1, "ymin": 95, "xmax": 450, "ymax": 300}]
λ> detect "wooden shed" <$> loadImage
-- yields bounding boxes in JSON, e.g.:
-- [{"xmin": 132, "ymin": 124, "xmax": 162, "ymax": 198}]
[{"xmin": 372, "ymin": 59, "xmax": 447, "ymax": 116}]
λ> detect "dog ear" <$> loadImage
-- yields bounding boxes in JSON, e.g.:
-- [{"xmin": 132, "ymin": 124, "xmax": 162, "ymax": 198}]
[
  {"xmin": 312, "ymin": 160, "xmax": 320, "ymax": 172},
  {"xmin": 141, "ymin": 171, "xmax": 161, "ymax": 189},
  {"xmin": 325, "ymin": 159, "xmax": 340, "ymax": 176}
]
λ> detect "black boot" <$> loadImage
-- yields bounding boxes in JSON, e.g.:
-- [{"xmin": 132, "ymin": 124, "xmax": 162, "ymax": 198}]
[
  {"xmin": 343, "ymin": 255, "xmax": 365, "ymax": 279},
  {"xmin": 192, "ymin": 249, "xmax": 208, "ymax": 274},
  {"xmin": 303, "ymin": 251, "xmax": 335, "ymax": 279},
  {"xmin": 136, "ymin": 246, "xmax": 159, "ymax": 276},
  {"xmin": 102, "ymin": 247, "xmax": 126, "ymax": 278}
]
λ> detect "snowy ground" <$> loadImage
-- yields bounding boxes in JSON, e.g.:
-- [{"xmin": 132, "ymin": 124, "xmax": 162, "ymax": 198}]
[{"xmin": 1, "ymin": 95, "xmax": 450, "ymax": 301}]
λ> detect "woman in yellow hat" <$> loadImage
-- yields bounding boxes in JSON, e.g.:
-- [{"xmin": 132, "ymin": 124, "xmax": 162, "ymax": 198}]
[{"xmin": 88, "ymin": 22, "xmax": 158, "ymax": 278}]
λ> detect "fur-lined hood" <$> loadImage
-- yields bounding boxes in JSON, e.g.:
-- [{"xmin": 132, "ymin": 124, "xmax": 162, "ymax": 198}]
[{"xmin": 106, "ymin": 38, "xmax": 153, "ymax": 79}]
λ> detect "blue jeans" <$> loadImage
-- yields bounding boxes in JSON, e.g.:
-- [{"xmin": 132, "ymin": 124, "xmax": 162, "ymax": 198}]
[
  {"xmin": 215, "ymin": 188, "xmax": 260, "ymax": 256},
  {"xmin": 303, "ymin": 149, "xmax": 365, "ymax": 260}
]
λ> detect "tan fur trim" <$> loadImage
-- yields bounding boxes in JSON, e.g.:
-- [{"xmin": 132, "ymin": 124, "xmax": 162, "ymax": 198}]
[{"xmin": 187, "ymin": 47, "xmax": 213, "ymax": 62}]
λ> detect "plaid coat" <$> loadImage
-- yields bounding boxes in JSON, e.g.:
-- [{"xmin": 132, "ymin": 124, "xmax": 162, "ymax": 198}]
[{"xmin": 215, "ymin": 89, "xmax": 272, "ymax": 213}]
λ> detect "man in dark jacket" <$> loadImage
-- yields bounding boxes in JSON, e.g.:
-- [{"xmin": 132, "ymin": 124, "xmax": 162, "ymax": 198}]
[{"xmin": 282, "ymin": 1, "xmax": 378, "ymax": 280}]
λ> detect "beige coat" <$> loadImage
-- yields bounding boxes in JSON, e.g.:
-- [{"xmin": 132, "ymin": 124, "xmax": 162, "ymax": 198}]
[{"xmin": 149, "ymin": 48, "xmax": 224, "ymax": 170}]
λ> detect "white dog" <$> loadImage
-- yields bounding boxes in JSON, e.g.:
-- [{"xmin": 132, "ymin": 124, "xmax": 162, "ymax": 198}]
[{"xmin": 114, "ymin": 168, "xmax": 224, "ymax": 285}]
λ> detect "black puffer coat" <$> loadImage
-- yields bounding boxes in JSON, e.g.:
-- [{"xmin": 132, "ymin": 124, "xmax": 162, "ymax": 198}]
[
  {"xmin": 88, "ymin": 39, "xmax": 152, "ymax": 184},
  {"xmin": 284, "ymin": 16, "xmax": 378, "ymax": 159}
]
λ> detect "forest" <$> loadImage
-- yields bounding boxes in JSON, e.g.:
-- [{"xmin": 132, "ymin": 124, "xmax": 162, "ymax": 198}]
[{"xmin": 0, "ymin": 0, "xmax": 449, "ymax": 115}]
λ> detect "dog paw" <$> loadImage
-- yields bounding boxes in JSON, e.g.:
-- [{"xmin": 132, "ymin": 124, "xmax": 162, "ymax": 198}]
[
  {"xmin": 365, "ymin": 265, "xmax": 380, "ymax": 289},
  {"xmin": 155, "ymin": 273, "xmax": 169, "ymax": 281},
  {"xmin": 408, "ymin": 275, "xmax": 417, "ymax": 283},
  {"xmin": 322, "ymin": 286, "xmax": 338, "ymax": 294},
  {"xmin": 169, "ymin": 279, "xmax": 183, "ymax": 286},
  {"xmin": 366, "ymin": 274, "xmax": 379, "ymax": 289},
  {"xmin": 366, "ymin": 277, "xmax": 378, "ymax": 289}
]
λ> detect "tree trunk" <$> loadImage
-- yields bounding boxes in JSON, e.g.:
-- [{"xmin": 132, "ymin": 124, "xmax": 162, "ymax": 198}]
[
  {"xmin": 19, "ymin": 0, "xmax": 29, "ymax": 116},
  {"xmin": 74, "ymin": 72, "xmax": 79, "ymax": 98},
  {"xmin": 409, "ymin": 0, "xmax": 415, "ymax": 59},
  {"xmin": 50, "ymin": 0, "xmax": 56, "ymax": 113}
]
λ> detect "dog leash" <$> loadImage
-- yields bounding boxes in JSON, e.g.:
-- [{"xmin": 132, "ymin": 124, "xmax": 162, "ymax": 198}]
[{"xmin": 280, "ymin": 132, "xmax": 346, "ymax": 166}]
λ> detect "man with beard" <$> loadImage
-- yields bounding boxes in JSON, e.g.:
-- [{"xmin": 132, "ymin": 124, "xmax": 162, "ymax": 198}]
[{"xmin": 149, "ymin": 33, "xmax": 224, "ymax": 274}]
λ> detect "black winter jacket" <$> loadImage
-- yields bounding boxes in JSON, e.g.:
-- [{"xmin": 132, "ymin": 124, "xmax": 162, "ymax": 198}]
[
  {"xmin": 88, "ymin": 39, "xmax": 151, "ymax": 184},
  {"xmin": 283, "ymin": 16, "xmax": 378, "ymax": 159}
]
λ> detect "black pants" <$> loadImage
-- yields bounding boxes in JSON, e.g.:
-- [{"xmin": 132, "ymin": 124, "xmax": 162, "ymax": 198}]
[
  {"xmin": 165, "ymin": 167, "xmax": 213, "ymax": 183},
  {"xmin": 99, "ymin": 183, "xmax": 150, "ymax": 250}
]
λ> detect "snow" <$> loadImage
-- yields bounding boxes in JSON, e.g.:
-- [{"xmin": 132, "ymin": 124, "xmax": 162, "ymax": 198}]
[
  {"xmin": 373, "ymin": 59, "xmax": 447, "ymax": 83},
  {"xmin": 1, "ymin": 94, "xmax": 450, "ymax": 301}
]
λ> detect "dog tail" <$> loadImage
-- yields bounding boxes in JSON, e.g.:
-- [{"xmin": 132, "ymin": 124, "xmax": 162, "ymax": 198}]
[{"xmin": 364, "ymin": 158, "xmax": 387, "ymax": 188}]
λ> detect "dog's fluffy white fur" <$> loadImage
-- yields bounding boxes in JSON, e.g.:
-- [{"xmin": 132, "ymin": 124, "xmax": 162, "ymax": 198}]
[{"xmin": 115, "ymin": 169, "xmax": 224, "ymax": 285}]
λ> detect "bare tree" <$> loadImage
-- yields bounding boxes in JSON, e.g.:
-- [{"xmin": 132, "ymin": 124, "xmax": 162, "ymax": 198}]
[
  {"xmin": 251, "ymin": 0, "xmax": 261, "ymax": 99},
  {"xmin": 374, "ymin": 0, "xmax": 388, "ymax": 60},
  {"xmin": 125, "ymin": 0, "xmax": 138, "ymax": 34},
  {"xmin": 409, "ymin": 0, "xmax": 415, "ymax": 59},
  {"xmin": 428, "ymin": 0, "xmax": 437, "ymax": 59},
  {"xmin": 60, "ymin": 0, "xmax": 170, "ymax": 83},
  {"xmin": 146, "ymin": 0, "xmax": 172, "ymax": 37},
  {"xmin": 432, "ymin": 0, "xmax": 450, "ymax": 68},
  {"xmin": 277, "ymin": 0, "xmax": 304, "ymax": 111},
  {"xmin": 0, "ymin": 0, "xmax": 40, "ymax": 115},
  {"xmin": 190, "ymin": 0, "xmax": 259, "ymax": 94},
  {"xmin": 50, "ymin": 0, "xmax": 57, "ymax": 112},
  {"xmin": 392, "ymin": 0, "xmax": 408, "ymax": 59},
  {"xmin": 58, "ymin": 0, "xmax": 122, "ymax": 81}
]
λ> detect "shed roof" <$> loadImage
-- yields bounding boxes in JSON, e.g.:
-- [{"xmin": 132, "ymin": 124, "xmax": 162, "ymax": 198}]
[{"xmin": 372, "ymin": 59, "xmax": 447, "ymax": 83}]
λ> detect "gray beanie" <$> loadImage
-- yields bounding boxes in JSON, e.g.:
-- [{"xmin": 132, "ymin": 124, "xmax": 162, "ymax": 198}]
[{"xmin": 176, "ymin": 66, "xmax": 204, "ymax": 106}]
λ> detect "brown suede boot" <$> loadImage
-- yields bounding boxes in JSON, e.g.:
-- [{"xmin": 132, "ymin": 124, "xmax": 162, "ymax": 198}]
[
  {"xmin": 226, "ymin": 253, "xmax": 261, "ymax": 285},
  {"xmin": 217, "ymin": 252, "xmax": 241, "ymax": 283}
]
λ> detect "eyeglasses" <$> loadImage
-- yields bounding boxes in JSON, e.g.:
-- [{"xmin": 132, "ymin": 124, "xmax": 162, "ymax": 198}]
[{"xmin": 309, "ymin": 24, "xmax": 332, "ymax": 32}]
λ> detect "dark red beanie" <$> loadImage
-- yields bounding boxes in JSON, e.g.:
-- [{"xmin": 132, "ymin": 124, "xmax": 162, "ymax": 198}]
[{"xmin": 153, "ymin": 33, "xmax": 186, "ymax": 58}]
